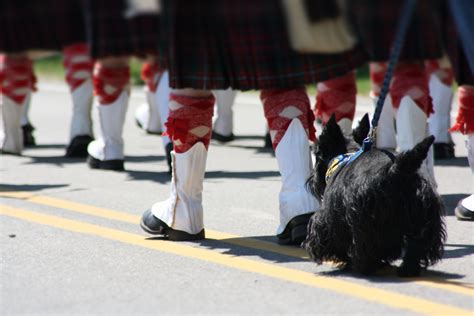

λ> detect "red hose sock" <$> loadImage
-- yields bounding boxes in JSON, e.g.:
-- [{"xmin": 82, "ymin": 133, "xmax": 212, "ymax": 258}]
[
  {"xmin": 425, "ymin": 59, "xmax": 454, "ymax": 86},
  {"xmin": 63, "ymin": 43, "xmax": 94, "ymax": 92},
  {"xmin": 141, "ymin": 62, "xmax": 163, "ymax": 93},
  {"xmin": 391, "ymin": 63, "xmax": 433, "ymax": 115},
  {"xmin": 261, "ymin": 88, "xmax": 316, "ymax": 150},
  {"xmin": 165, "ymin": 93, "xmax": 215, "ymax": 153},
  {"xmin": 0, "ymin": 55, "xmax": 34, "ymax": 104},
  {"xmin": 369, "ymin": 62, "xmax": 388, "ymax": 97},
  {"xmin": 315, "ymin": 71, "xmax": 357, "ymax": 124},
  {"xmin": 450, "ymin": 86, "xmax": 474, "ymax": 134},
  {"xmin": 93, "ymin": 64, "xmax": 130, "ymax": 105}
]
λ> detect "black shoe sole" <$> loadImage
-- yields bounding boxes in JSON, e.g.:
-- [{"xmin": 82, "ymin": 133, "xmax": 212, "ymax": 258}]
[
  {"xmin": 87, "ymin": 155, "xmax": 124, "ymax": 171},
  {"xmin": 65, "ymin": 135, "xmax": 94, "ymax": 158},
  {"xmin": 22, "ymin": 124, "xmax": 36, "ymax": 147},
  {"xmin": 276, "ymin": 213, "xmax": 313, "ymax": 246},
  {"xmin": 1, "ymin": 150, "xmax": 22, "ymax": 156},
  {"xmin": 212, "ymin": 132, "xmax": 235, "ymax": 143},
  {"xmin": 140, "ymin": 210, "xmax": 205, "ymax": 241},
  {"xmin": 168, "ymin": 228, "xmax": 205, "ymax": 241},
  {"xmin": 135, "ymin": 119, "xmax": 162, "ymax": 135},
  {"xmin": 140, "ymin": 217, "xmax": 167, "ymax": 235},
  {"xmin": 455, "ymin": 204, "xmax": 474, "ymax": 221}
]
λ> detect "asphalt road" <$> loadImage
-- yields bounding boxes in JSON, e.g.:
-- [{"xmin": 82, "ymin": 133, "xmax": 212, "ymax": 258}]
[{"xmin": 1, "ymin": 82, "xmax": 473, "ymax": 315}]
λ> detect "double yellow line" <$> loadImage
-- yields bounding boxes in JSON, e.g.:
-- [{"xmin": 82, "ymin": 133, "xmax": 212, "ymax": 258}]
[{"xmin": 1, "ymin": 191, "xmax": 473, "ymax": 315}]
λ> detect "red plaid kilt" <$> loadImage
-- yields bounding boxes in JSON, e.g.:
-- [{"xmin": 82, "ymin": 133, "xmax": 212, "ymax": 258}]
[
  {"xmin": 84, "ymin": 0, "xmax": 164, "ymax": 60},
  {"xmin": 0, "ymin": 0, "xmax": 86, "ymax": 53},
  {"xmin": 163, "ymin": 0, "xmax": 367, "ymax": 91},
  {"xmin": 349, "ymin": 0, "xmax": 444, "ymax": 62}
]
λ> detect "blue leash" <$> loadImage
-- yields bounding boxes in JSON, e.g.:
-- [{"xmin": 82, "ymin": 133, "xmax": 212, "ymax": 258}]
[
  {"xmin": 326, "ymin": 0, "xmax": 417, "ymax": 182},
  {"xmin": 369, "ymin": 0, "xmax": 418, "ymax": 141}
]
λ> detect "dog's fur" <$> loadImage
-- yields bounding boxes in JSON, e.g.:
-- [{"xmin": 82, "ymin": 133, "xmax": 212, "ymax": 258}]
[{"xmin": 303, "ymin": 115, "xmax": 446, "ymax": 276}]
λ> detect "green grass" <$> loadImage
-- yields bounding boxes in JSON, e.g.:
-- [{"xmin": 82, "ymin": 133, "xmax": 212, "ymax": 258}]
[
  {"xmin": 33, "ymin": 55, "xmax": 65, "ymax": 79},
  {"xmin": 355, "ymin": 64, "xmax": 371, "ymax": 96},
  {"xmin": 34, "ymin": 56, "xmax": 371, "ymax": 95}
]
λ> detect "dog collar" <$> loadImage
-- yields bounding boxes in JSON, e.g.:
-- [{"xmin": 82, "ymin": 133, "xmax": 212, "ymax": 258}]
[{"xmin": 325, "ymin": 138, "xmax": 373, "ymax": 182}]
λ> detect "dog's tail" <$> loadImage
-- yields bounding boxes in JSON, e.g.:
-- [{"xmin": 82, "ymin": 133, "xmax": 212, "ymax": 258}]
[{"xmin": 389, "ymin": 136, "xmax": 435, "ymax": 175}]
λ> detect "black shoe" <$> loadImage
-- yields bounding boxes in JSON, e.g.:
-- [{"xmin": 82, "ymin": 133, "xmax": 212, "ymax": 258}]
[
  {"xmin": 1, "ymin": 150, "xmax": 21, "ymax": 156},
  {"xmin": 165, "ymin": 142, "xmax": 173, "ymax": 175},
  {"xmin": 455, "ymin": 200, "xmax": 474, "ymax": 221},
  {"xmin": 135, "ymin": 118, "xmax": 143, "ymax": 129},
  {"xmin": 135, "ymin": 119, "xmax": 162, "ymax": 135},
  {"xmin": 22, "ymin": 123, "xmax": 36, "ymax": 147},
  {"xmin": 264, "ymin": 132, "xmax": 273, "ymax": 149},
  {"xmin": 87, "ymin": 155, "xmax": 124, "ymax": 171},
  {"xmin": 433, "ymin": 142, "xmax": 455, "ymax": 159},
  {"xmin": 212, "ymin": 131, "xmax": 235, "ymax": 143},
  {"xmin": 140, "ymin": 209, "xmax": 205, "ymax": 241},
  {"xmin": 276, "ymin": 213, "xmax": 312, "ymax": 246},
  {"xmin": 65, "ymin": 135, "xmax": 94, "ymax": 158}
]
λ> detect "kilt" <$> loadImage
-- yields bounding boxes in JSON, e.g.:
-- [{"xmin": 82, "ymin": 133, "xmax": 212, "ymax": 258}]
[
  {"xmin": 443, "ymin": 5, "xmax": 474, "ymax": 86},
  {"xmin": 349, "ymin": 0, "xmax": 444, "ymax": 62},
  {"xmin": 163, "ymin": 0, "xmax": 367, "ymax": 91},
  {"xmin": 0, "ymin": 0, "xmax": 86, "ymax": 53},
  {"xmin": 84, "ymin": 0, "xmax": 165, "ymax": 60}
]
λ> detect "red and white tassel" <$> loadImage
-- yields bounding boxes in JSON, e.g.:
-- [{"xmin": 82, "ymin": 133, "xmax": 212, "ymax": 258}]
[
  {"xmin": 63, "ymin": 43, "xmax": 94, "ymax": 92},
  {"xmin": 93, "ymin": 63, "xmax": 130, "ymax": 105},
  {"xmin": 261, "ymin": 88, "xmax": 316, "ymax": 149},
  {"xmin": 165, "ymin": 93, "xmax": 215, "ymax": 153}
]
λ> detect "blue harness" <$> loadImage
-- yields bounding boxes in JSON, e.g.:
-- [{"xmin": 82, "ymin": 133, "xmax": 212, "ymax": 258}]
[{"xmin": 325, "ymin": 138, "xmax": 373, "ymax": 182}]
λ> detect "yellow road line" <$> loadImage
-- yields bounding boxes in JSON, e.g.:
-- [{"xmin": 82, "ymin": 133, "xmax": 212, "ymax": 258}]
[
  {"xmin": 1, "ymin": 191, "xmax": 473, "ymax": 297},
  {"xmin": 1, "ymin": 205, "xmax": 472, "ymax": 316},
  {"xmin": 0, "ymin": 191, "xmax": 305, "ymax": 258}
]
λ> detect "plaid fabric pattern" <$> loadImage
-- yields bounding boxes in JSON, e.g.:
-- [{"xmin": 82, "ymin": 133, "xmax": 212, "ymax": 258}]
[
  {"xmin": 163, "ymin": 0, "xmax": 366, "ymax": 91},
  {"xmin": 84, "ymin": 0, "xmax": 164, "ymax": 59},
  {"xmin": 348, "ymin": 0, "xmax": 444, "ymax": 62},
  {"xmin": 443, "ymin": 8, "xmax": 474, "ymax": 86},
  {"xmin": 0, "ymin": 0, "xmax": 86, "ymax": 53}
]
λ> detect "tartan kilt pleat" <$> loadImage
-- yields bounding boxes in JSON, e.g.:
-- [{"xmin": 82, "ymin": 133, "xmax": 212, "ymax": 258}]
[
  {"xmin": 163, "ymin": 0, "xmax": 367, "ymax": 91},
  {"xmin": 349, "ymin": 0, "xmax": 444, "ymax": 62},
  {"xmin": 84, "ymin": 0, "xmax": 164, "ymax": 59},
  {"xmin": 0, "ymin": 0, "xmax": 86, "ymax": 53}
]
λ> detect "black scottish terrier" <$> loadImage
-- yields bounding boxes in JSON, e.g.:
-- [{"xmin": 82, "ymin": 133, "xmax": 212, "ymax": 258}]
[{"xmin": 303, "ymin": 115, "xmax": 446, "ymax": 277}]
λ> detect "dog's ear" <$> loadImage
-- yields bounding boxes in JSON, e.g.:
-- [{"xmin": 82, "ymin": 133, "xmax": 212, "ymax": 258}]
[
  {"xmin": 352, "ymin": 113, "xmax": 370, "ymax": 146},
  {"xmin": 390, "ymin": 136, "xmax": 435, "ymax": 174},
  {"xmin": 318, "ymin": 114, "xmax": 347, "ymax": 161}
]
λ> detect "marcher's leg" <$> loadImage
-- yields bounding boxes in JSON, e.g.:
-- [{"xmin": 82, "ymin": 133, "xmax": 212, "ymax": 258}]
[
  {"xmin": 369, "ymin": 62, "xmax": 397, "ymax": 150},
  {"xmin": 393, "ymin": 63, "xmax": 436, "ymax": 185},
  {"xmin": 212, "ymin": 89, "xmax": 237, "ymax": 142},
  {"xmin": 155, "ymin": 71, "xmax": 173, "ymax": 173},
  {"xmin": 87, "ymin": 58, "xmax": 130, "ymax": 170},
  {"xmin": 261, "ymin": 88, "xmax": 319, "ymax": 245},
  {"xmin": 315, "ymin": 71, "xmax": 356, "ymax": 135},
  {"xmin": 426, "ymin": 58, "xmax": 455, "ymax": 159},
  {"xmin": 452, "ymin": 85, "xmax": 474, "ymax": 220},
  {"xmin": 63, "ymin": 43, "xmax": 95, "ymax": 157},
  {"xmin": 0, "ymin": 54, "xmax": 34, "ymax": 154},
  {"xmin": 135, "ymin": 61, "xmax": 163, "ymax": 134},
  {"xmin": 20, "ymin": 69, "xmax": 37, "ymax": 147},
  {"xmin": 141, "ymin": 89, "xmax": 214, "ymax": 240}
]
